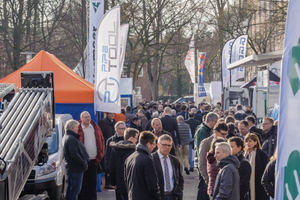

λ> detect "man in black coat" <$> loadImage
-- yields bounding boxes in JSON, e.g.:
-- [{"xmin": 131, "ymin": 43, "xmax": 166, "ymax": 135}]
[
  {"xmin": 246, "ymin": 116, "xmax": 264, "ymax": 138},
  {"xmin": 160, "ymin": 107, "xmax": 181, "ymax": 148},
  {"xmin": 104, "ymin": 121, "xmax": 126, "ymax": 189},
  {"xmin": 63, "ymin": 120, "xmax": 89, "ymax": 200},
  {"xmin": 110, "ymin": 128, "xmax": 138, "ymax": 200},
  {"xmin": 152, "ymin": 134, "xmax": 184, "ymax": 200},
  {"xmin": 98, "ymin": 113, "xmax": 117, "ymax": 188},
  {"xmin": 184, "ymin": 112, "xmax": 200, "ymax": 171},
  {"xmin": 261, "ymin": 117, "xmax": 277, "ymax": 159},
  {"xmin": 128, "ymin": 117, "xmax": 143, "ymax": 132},
  {"xmin": 234, "ymin": 104, "xmax": 248, "ymax": 121},
  {"xmin": 228, "ymin": 136, "xmax": 252, "ymax": 200},
  {"xmin": 176, "ymin": 104, "xmax": 188, "ymax": 120},
  {"xmin": 124, "ymin": 131, "xmax": 161, "ymax": 200}
]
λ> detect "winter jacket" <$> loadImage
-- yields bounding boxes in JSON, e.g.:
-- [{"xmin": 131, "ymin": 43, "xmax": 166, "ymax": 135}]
[
  {"xmin": 109, "ymin": 140, "xmax": 136, "ymax": 194},
  {"xmin": 212, "ymin": 155, "xmax": 240, "ymax": 200},
  {"xmin": 246, "ymin": 149, "xmax": 269, "ymax": 200},
  {"xmin": 199, "ymin": 135, "xmax": 214, "ymax": 183},
  {"xmin": 63, "ymin": 129, "xmax": 89, "ymax": 173},
  {"xmin": 234, "ymin": 110, "xmax": 248, "ymax": 121},
  {"xmin": 77, "ymin": 120, "xmax": 105, "ymax": 164},
  {"xmin": 160, "ymin": 115, "xmax": 181, "ymax": 146},
  {"xmin": 262, "ymin": 125, "xmax": 277, "ymax": 159},
  {"xmin": 124, "ymin": 144, "xmax": 161, "ymax": 200},
  {"xmin": 194, "ymin": 123, "xmax": 212, "ymax": 168},
  {"xmin": 261, "ymin": 159, "xmax": 276, "ymax": 198},
  {"xmin": 236, "ymin": 151, "xmax": 251, "ymax": 200},
  {"xmin": 207, "ymin": 152, "xmax": 219, "ymax": 196},
  {"xmin": 98, "ymin": 117, "xmax": 116, "ymax": 142},
  {"xmin": 125, "ymin": 112, "xmax": 135, "ymax": 123},
  {"xmin": 104, "ymin": 134, "xmax": 124, "ymax": 171}
]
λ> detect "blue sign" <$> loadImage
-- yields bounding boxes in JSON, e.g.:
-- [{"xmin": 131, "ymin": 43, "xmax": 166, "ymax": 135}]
[{"xmin": 198, "ymin": 52, "xmax": 206, "ymax": 97}]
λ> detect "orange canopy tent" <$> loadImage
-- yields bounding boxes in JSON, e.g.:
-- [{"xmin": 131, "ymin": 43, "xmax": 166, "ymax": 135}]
[{"xmin": 0, "ymin": 51, "xmax": 96, "ymax": 120}]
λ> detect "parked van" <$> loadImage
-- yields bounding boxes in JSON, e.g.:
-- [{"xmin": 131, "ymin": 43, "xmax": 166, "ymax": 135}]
[{"xmin": 22, "ymin": 114, "xmax": 73, "ymax": 199}]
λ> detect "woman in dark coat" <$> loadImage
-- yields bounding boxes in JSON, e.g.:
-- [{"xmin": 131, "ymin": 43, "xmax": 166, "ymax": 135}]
[
  {"xmin": 206, "ymin": 137, "xmax": 226, "ymax": 197},
  {"xmin": 244, "ymin": 133, "xmax": 269, "ymax": 200},
  {"xmin": 262, "ymin": 148, "xmax": 277, "ymax": 199}
]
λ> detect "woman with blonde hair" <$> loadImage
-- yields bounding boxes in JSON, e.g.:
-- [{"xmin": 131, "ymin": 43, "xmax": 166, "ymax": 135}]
[
  {"xmin": 206, "ymin": 137, "xmax": 226, "ymax": 198},
  {"xmin": 244, "ymin": 133, "xmax": 269, "ymax": 200}
]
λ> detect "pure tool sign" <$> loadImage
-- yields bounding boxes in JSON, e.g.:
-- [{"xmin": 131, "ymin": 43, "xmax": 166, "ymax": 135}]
[
  {"xmin": 94, "ymin": 6, "xmax": 121, "ymax": 113},
  {"xmin": 276, "ymin": 1, "xmax": 300, "ymax": 200},
  {"xmin": 89, "ymin": 0, "xmax": 104, "ymax": 84}
]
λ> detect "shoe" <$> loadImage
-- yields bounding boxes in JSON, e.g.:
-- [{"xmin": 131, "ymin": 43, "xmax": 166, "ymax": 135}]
[
  {"xmin": 104, "ymin": 185, "xmax": 115, "ymax": 189},
  {"xmin": 189, "ymin": 167, "xmax": 194, "ymax": 172},
  {"xmin": 184, "ymin": 167, "xmax": 190, "ymax": 175}
]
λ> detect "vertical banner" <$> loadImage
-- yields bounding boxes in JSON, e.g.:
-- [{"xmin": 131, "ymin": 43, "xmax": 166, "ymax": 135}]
[
  {"xmin": 230, "ymin": 34, "xmax": 248, "ymax": 86},
  {"xmin": 198, "ymin": 52, "xmax": 206, "ymax": 97},
  {"xmin": 222, "ymin": 39, "xmax": 235, "ymax": 88},
  {"xmin": 94, "ymin": 6, "xmax": 121, "ymax": 113},
  {"xmin": 185, "ymin": 34, "xmax": 196, "ymax": 83},
  {"xmin": 89, "ymin": 0, "xmax": 105, "ymax": 84},
  {"xmin": 119, "ymin": 24, "xmax": 129, "ymax": 76},
  {"xmin": 276, "ymin": 1, "xmax": 300, "ymax": 199}
]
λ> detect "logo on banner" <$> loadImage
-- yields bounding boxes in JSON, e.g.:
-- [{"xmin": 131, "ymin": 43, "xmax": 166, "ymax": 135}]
[
  {"xmin": 284, "ymin": 150, "xmax": 300, "ymax": 200},
  {"xmin": 97, "ymin": 77, "xmax": 119, "ymax": 103},
  {"xmin": 289, "ymin": 38, "xmax": 300, "ymax": 96},
  {"xmin": 92, "ymin": 2, "xmax": 101, "ymax": 13},
  {"xmin": 186, "ymin": 50, "xmax": 191, "ymax": 60}
]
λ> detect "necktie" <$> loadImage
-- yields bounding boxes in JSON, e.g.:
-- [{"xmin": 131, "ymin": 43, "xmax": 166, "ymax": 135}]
[{"xmin": 164, "ymin": 156, "xmax": 171, "ymax": 192}]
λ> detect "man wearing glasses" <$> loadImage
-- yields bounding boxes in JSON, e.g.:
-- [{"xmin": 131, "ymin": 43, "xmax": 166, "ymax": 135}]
[
  {"xmin": 198, "ymin": 122, "xmax": 228, "ymax": 200},
  {"xmin": 124, "ymin": 131, "xmax": 161, "ymax": 200},
  {"xmin": 153, "ymin": 134, "xmax": 184, "ymax": 200},
  {"xmin": 104, "ymin": 121, "xmax": 127, "ymax": 189},
  {"xmin": 77, "ymin": 111, "xmax": 105, "ymax": 200},
  {"xmin": 261, "ymin": 117, "xmax": 277, "ymax": 159}
]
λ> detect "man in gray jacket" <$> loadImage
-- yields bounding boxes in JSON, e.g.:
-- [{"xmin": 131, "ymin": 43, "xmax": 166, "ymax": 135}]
[{"xmin": 213, "ymin": 142, "xmax": 240, "ymax": 200}]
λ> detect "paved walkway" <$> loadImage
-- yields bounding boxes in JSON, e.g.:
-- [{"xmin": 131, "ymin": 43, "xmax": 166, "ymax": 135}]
[{"xmin": 97, "ymin": 170, "xmax": 199, "ymax": 199}]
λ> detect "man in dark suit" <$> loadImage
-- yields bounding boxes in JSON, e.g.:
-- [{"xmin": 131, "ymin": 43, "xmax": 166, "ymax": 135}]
[
  {"xmin": 160, "ymin": 107, "xmax": 181, "ymax": 149},
  {"xmin": 153, "ymin": 134, "xmax": 184, "ymax": 200},
  {"xmin": 176, "ymin": 104, "xmax": 188, "ymax": 120},
  {"xmin": 184, "ymin": 112, "xmax": 200, "ymax": 172}
]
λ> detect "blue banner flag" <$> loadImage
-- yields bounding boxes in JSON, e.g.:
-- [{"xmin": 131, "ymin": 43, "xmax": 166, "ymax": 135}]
[{"xmin": 198, "ymin": 52, "xmax": 206, "ymax": 97}]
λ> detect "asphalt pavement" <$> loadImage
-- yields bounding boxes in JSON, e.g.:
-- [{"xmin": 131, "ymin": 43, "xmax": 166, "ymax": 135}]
[{"xmin": 97, "ymin": 169, "xmax": 199, "ymax": 199}]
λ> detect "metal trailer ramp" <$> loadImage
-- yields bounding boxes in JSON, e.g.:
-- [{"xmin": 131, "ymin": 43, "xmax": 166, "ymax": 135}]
[{"xmin": 0, "ymin": 88, "xmax": 53, "ymax": 200}]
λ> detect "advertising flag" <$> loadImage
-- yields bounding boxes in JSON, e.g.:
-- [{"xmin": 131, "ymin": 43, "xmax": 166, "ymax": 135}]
[
  {"xmin": 198, "ymin": 52, "xmax": 206, "ymax": 97},
  {"xmin": 94, "ymin": 6, "xmax": 121, "ymax": 113},
  {"xmin": 222, "ymin": 39, "xmax": 235, "ymax": 88},
  {"xmin": 119, "ymin": 24, "xmax": 129, "ymax": 76},
  {"xmin": 276, "ymin": 1, "xmax": 300, "ymax": 199},
  {"xmin": 89, "ymin": 0, "xmax": 105, "ymax": 84},
  {"xmin": 185, "ymin": 34, "xmax": 195, "ymax": 83},
  {"xmin": 230, "ymin": 34, "xmax": 248, "ymax": 86}
]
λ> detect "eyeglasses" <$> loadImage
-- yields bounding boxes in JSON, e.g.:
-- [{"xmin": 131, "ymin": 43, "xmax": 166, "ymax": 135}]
[
  {"xmin": 160, "ymin": 143, "xmax": 172, "ymax": 148},
  {"xmin": 117, "ymin": 127, "xmax": 126, "ymax": 130},
  {"xmin": 150, "ymin": 142, "xmax": 157, "ymax": 146},
  {"xmin": 218, "ymin": 130, "xmax": 228, "ymax": 136},
  {"xmin": 82, "ymin": 116, "xmax": 91, "ymax": 118},
  {"xmin": 262, "ymin": 123, "xmax": 271, "ymax": 126}
]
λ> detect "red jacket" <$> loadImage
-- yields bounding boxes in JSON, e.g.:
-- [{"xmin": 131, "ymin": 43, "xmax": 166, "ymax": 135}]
[
  {"xmin": 207, "ymin": 152, "xmax": 219, "ymax": 196},
  {"xmin": 78, "ymin": 120, "xmax": 105, "ymax": 164}
]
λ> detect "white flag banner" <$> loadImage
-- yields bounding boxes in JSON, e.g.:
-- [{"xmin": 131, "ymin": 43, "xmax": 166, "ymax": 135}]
[
  {"xmin": 89, "ymin": 0, "xmax": 104, "ymax": 84},
  {"xmin": 230, "ymin": 34, "xmax": 248, "ymax": 86},
  {"xmin": 276, "ymin": 1, "xmax": 300, "ymax": 199},
  {"xmin": 94, "ymin": 6, "xmax": 121, "ymax": 113},
  {"xmin": 222, "ymin": 39, "xmax": 235, "ymax": 88},
  {"xmin": 185, "ymin": 34, "xmax": 195, "ymax": 83},
  {"xmin": 119, "ymin": 24, "xmax": 129, "ymax": 76}
]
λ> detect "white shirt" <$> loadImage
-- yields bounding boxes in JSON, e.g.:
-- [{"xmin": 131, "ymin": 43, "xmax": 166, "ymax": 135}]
[
  {"xmin": 82, "ymin": 123, "xmax": 97, "ymax": 159},
  {"xmin": 157, "ymin": 151, "xmax": 174, "ymax": 192}
]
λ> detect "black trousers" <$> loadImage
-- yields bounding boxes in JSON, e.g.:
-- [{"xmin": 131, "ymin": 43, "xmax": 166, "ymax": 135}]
[
  {"xmin": 115, "ymin": 190, "xmax": 128, "ymax": 200},
  {"xmin": 78, "ymin": 159, "xmax": 97, "ymax": 200},
  {"xmin": 197, "ymin": 170, "xmax": 209, "ymax": 200}
]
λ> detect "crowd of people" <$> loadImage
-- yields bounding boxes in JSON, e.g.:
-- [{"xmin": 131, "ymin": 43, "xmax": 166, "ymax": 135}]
[{"xmin": 62, "ymin": 100, "xmax": 278, "ymax": 200}]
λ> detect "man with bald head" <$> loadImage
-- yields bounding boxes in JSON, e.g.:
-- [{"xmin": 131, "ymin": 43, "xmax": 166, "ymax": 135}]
[{"xmin": 160, "ymin": 107, "xmax": 181, "ymax": 149}]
